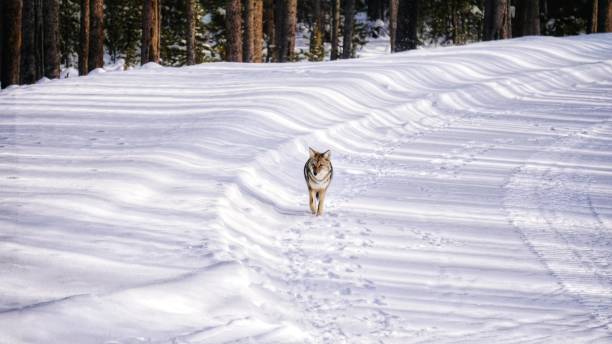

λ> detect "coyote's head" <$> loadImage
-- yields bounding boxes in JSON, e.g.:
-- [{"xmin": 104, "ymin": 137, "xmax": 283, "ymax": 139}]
[{"xmin": 308, "ymin": 147, "xmax": 332, "ymax": 177}]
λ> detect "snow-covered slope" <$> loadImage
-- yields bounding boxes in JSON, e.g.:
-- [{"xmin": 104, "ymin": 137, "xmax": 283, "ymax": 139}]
[{"xmin": 1, "ymin": 34, "xmax": 612, "ymax": 343}]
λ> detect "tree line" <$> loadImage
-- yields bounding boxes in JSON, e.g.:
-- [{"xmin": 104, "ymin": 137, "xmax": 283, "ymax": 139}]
[{"xmin": 1, "ymin": 0, "xmax": 611, "ymax": 89}]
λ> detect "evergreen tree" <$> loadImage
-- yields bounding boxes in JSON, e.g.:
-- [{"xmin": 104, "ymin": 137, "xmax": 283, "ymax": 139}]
[
  {"xmin": 342, "ymin": 0, "xmax": 354, "ymax": 58},
  {"xmin": 21, "ymin": 0, "xmax": 43, "ymax": 84},
  {"xmin": 142, "ymin": 0, "xmax": 161, "ymax": 64},
  {"xmin": 44, "ymin": 0, "xmax": 61, "ymax": 79},
  {"xmin": 483, "ymin": 0, "xmax": 511, "ymax": 40},
  {"xmin": 396, "ymin": 0, "xmax": 418, "ymax": 51},
  {"xmin": 330, "ymin": 0, "xmax": 340, "ymax": 60},
  {"xmin": 308, "ymin": 0, "xmax": 325, "ymax": 61},
  {"xmin": 1, "ymin": 0, "xmax": 23, "ymax": 88},
  {"xmin": 226, "ymin": 0, "xmax": 243, "ymax": 61},
  {"xmin": 79, "ymin": 0, "xmax": 89, "ymax": 75},
  {"xmin": 89, "ymin": 0, "xmax": 105, "ymax": 71},
  {"xmin": 186, "ymin": 0, "xmax": 196, "ymax": 65}
]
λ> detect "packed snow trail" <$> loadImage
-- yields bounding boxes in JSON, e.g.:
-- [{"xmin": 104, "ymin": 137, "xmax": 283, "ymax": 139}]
[{"xmin": 1, "ymin": 35, "xmax": 612, "ymax": 343}]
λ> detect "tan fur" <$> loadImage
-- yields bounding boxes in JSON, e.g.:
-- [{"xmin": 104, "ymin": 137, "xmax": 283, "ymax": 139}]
[{"xmin": 304, "ymin": 147, "xmax": 333, "ymax": 216}]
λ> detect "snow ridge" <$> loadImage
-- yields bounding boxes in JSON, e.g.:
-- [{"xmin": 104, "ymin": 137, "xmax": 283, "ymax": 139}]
[{"xmin": 1, "ymin": 35, "xmax": 612, "ymax": 343}]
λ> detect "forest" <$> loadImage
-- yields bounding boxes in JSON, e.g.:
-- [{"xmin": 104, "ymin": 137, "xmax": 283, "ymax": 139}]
[{"xmin": 1, "ymin": 0, "xmax": 611, "ymax": 89}]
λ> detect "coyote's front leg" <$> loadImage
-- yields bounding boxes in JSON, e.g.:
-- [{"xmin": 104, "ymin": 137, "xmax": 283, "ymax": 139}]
[
  {"xmin": 316, "ymin": 189, "xmax": 327, "ymax": 216},
  {"xmin": 309, "ymin": 189, "xmax": 317, "ymax": 214}
]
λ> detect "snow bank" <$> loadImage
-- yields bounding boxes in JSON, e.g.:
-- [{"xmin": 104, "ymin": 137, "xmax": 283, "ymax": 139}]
[{"xmin": 1, "ymin": 34, "xmax": 612, "ymax": 343}]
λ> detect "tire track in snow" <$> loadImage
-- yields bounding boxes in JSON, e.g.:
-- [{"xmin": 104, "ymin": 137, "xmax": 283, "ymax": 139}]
[{"xmin": 504, "ymin": 118, "xmax": 612, "ymax": 334}]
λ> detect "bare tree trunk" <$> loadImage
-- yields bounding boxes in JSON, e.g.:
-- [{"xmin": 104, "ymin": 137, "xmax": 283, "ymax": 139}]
[
  {"xmin": 264, "ymin": 0, "xmax": 275, "ymax": 61},
  {"xmin": 21, "ymin": 0, "xmax": 43, "ymax": 84},
  {"xmin": 253, "ymin": 0, "xmax": 263, "ymax": 63},
  {"xmin": 1, "ymin": 0, "xmax": 23, "ymax": 88},
  {"xmin": 330, "ymin": 0, "xmax": 340, "ymax": 60},
  {"xmin": 309, "ymin": 0, "xmax": 324, "ymax": 61},
  {"xmin": 243, "ymin": 0, "xmax": 255, "ymax": 62},
  {"xmin": 226, "ymin": 0, "xmax": 242, "ymax": 62},
  {"xmin": 600, "ymin": 0, "xmax": 612, "ymax": 32},
  {"xmin": 342, "ymin": 0, "xmax": 354, "ymax": 59},
  {"xmin": 79, "ymin": 0, "xmax": 89, "ymax": 75},
  {"xmin": 389, "ymin": 0, "xmax": 397, "ymax": 52},
  {"xmin": 484, "ymin": 0, "xmax": 511, "ymax": 40},
  {"xmin": 286, "ymin": 0, "xmax": 297, "ymax": 61},
  {"xmin": 43, "ymin": 0, "xmax": 60, "ymax": 79},
  {"xmin": 591, "ymin": 0, "xmax": 598, "ymax": 33},
  {"xmin": 396, "ymin": 0, "xmax": 418, "ymax": 51},
  {"xmin": 515, "ymin": 0, "xmax": 539, "ymax": 36},
  {"xmin": 142, "ymin": 0, "xmax": 161, "ymax": 64},
  {"xmin": 276, "ymin": 0, "xmax": 296, "ymax": 62},
  {"xmin": 185, "ymin": 0, "xmax": 195, "ymax": 65},
  {"xmin": 88, "ymin": 0, "xmax": 104, "ymax": 71}
]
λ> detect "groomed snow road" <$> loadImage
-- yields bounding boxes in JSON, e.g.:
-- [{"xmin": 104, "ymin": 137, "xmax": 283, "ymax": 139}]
[{"xmin": 1, "ymin": 34, "xmax": 612, "ymax": 343}]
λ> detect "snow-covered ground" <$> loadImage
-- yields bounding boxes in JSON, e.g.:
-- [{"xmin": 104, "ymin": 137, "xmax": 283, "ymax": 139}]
[{"xmin": 1, "ymin": 34, "xmax": 612, "ymax": 343}]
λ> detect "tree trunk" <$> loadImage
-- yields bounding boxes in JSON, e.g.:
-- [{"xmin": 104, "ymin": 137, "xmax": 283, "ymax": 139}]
[
  {"xmin": 243, "ymin": 0, "xmax": 255, "ymax": 62},
  {"xmin": 142, "ymin": 0, "xmax": 161, "ymax": 64},
  {"xmin": 1, "ymin": 0, "xmax": 23, "ymax": 88},
  {"xmin": 253, "ymin": 0, "xmax": 263, "ymax": 63},
  {"xmin": 88, "ymin": 0, "xmax": 104, "ymax": 71},
  {"xmin": 43, "ymin": 0, "xmax": 60, "ymax": 79},
  {"xmin": 79, "ymin": 0, "xmax": 89, "ymax": 75},
  {"xmin": 598, "ymin": 0, "xmax": 612, "ymax": 32},
  {"xmin": 185, "ymin": 0, "xmax": 195, "ymax": 65},
  {"xmin": 330, "ymin": 0, "xmax": 340, "ymax": 60},
  {"xmin": 342, "ymin": 0, "xmax": 354, "ymax": 59},
  {"xmin": 21, "ymin": 0, "xmax": 43, "ymax": 84},
  {"xmin": 264, "ymin": 0, "xmax": 275, "ymax": 62},
  {"xmin": 590, "ymin": 0, "xmax": 598, "ymax": 33},
  {"xmin": 225, "ymin": 0, "xmax": 242, "ymax": 62},
  {"xmin": 276, "ymin": 0, "xmax": 296, "ymax": 62},
  {"xmin": 395, "ymin": 0, "xmax": 418, "ymax": 51},
  {"xmin": 515, "ymin": 0, "xmax": 540, "ymax": 36},
  {"xmin": 309, "ymin": 0, "xmax": 324, "ymax": 61},
  {"xmin": 389, "ymin": 0, "xmax": 397, "ymax": 52},
  {"xmin": 484, "ymin": 0, "xmax": 511, "ymax": 40},
  {"xmin": 285, "ymin": 0, "xmax": 297, "ymax": 61}
]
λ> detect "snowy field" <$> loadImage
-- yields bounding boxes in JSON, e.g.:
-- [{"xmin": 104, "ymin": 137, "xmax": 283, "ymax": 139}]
[{"xmin": 1, "ymin": 34, "xmax": 612, "ymax": 343}]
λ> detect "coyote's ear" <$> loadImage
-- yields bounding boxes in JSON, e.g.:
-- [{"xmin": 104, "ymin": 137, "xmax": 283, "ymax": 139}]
[
  {"xmin": 323, "ymin": 150, "xmax": 331, "ymax": 159},
  {"xmin": 309, "ymin": 147, "xmax": 317, "ymax": 158}
]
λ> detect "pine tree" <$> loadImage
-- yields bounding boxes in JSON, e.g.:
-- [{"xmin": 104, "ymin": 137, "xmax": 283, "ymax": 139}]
[
  {"xmin": 43, "ymin": 0, "xmax": 61, "ymax": 79},
  {"xmin": 596, "ymin": 0, "xmax": 612, "ymax": 32},
  {"xmin": 21, "ymin": 0, "xmax": 43, "ymax": 84},
  {"xmin": 253, "ymin": 0, "xmax": 264, "ymax": 63},
  {"xmin": 395, "ymin": 0, "xmax": 418, "ymax": 51},
  {"xmin": 331, "ymin": 0, "xmax": 340, "ymax": 60},
  {"xmin": 142, "ymin": 0, "xmax": 161, "ymax": 64},
  {"xmin": 308, "ymin": 0, "xmax": 324, "ymax": 61},
  {"xmin": 89, "ymin": 0, "xmax": 104, "ymax": 71},
  {"xmin": 484, "ymin": 0, "xmax": 511, "ymax": 40},
  {"xmin": 79, "ymin": 0, "xmax": 89, "ymax": 75},
  {"xmin": 515, "ymin": 0, "xmax": 540, "ymax": 36},
  {"xmin": 226, "ymin": 0, "xmax": 243, "ymax": 62},
  {"xmin": 1, "ymin": 0, "xmax": 23, "ymax": 88},
  {"xmin": 243, "ymin": 0, "xmax": 255, "ymax": 62},
  {"xmin": 286, "ymin": 0, "xmax": 297, "ymax": 60},
  {"xmin": 276, "ymin": 0, "xmax": 297, "ymax": 62},
  {"xmin": 389, "ymin": 0, "xmax": 397, "ymax": 52},
  {"xmin": 264, "ymin": 0, "xmax": 275, "ymax": 61},
  {"xmin": 186, "ymin": 0, "xmax": 196, "ymax": 65},
  {"xmin": 342, "ymin": 0, "xmax": 355, "ymax": 58}
]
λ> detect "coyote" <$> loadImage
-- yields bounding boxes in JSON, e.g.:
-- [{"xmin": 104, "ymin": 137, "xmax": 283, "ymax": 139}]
[{"xmin": 304, "ymin": 147, "xmax": 333, "ymax": 216}]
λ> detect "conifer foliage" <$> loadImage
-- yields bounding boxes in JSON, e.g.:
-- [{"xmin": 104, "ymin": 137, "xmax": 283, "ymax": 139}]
[{"xmin": 0, "ymin": 0, "xmax": 607, "ymax": 88}]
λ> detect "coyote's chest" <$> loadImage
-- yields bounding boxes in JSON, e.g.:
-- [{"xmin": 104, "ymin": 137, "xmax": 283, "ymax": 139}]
[{"xmin": 304, "ymin": 158, "xmax": 333, "ymax": 191}]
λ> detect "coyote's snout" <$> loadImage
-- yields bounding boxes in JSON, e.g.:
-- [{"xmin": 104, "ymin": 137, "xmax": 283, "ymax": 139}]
[{"xmin": 304, "ymin": 147, "xmax": 333, "ymax": 216}]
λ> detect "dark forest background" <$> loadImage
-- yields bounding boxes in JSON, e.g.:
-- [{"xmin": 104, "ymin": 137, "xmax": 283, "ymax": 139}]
[{"xmin": 1, "ymin": 0, "xmax": 611, "ymax": 88}]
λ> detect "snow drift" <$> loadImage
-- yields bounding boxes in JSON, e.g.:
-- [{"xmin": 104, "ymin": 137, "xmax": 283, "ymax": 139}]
[{"xmin": 1, "ymin": 34, "xmax": 612, "ymax": 343}]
